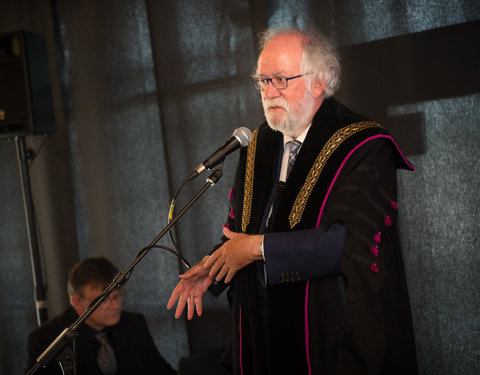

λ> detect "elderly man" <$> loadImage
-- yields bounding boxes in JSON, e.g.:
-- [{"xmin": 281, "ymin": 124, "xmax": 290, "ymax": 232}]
[
  {"xmin": 26, "ymin": 257, "xmax": 176, "ymax": 375},
  {"xmin": 168, "ymin": 28, "xmax": 417, "ymax": 374}
]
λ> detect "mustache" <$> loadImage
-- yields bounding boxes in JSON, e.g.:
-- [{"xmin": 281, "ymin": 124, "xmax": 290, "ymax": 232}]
[{"xmin": 263, "ymin": 97, "xmax": 289, "ymax": 109}]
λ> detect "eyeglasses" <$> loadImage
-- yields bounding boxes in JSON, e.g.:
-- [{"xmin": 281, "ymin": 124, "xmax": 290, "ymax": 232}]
[
  {"xmin": 253, "ymin": 74, "xmax": 309, "ymax": 91},
  {"xmin": 82, "ymin": 291, "xmax": 123, "ymax": 309}
]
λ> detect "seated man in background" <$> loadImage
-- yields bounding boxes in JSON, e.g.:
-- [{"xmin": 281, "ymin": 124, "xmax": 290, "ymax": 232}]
[{"xmin": 26, "ymin": 256, "xmax": 176, "ymax": 375}]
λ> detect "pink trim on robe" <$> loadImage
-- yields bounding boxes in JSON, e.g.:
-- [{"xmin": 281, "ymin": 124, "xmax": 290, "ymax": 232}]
[
  {"xmin": 241, "ymin": 135, "xmax": 411, "ymax": 374},
  {"xmin": 316, "ymin": 134, "xmax": 414, "ymax": 228},
  {"xmin": 304, "ymin": 134, "xmax": 413, "ymax": 373}
]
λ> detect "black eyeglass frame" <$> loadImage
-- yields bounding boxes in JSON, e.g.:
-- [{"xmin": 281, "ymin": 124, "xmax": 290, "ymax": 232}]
[{"xmin": 253, "ymin": 73, "xmax": 310, "ymax": 91}]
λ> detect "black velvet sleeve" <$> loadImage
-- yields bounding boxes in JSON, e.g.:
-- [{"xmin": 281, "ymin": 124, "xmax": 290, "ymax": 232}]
[{"xmin": 321, "ymin": 138, "xmax": 417, "ymax": 374}]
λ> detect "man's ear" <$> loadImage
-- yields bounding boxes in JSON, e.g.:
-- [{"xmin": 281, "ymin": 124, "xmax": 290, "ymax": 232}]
[
  {"xmin": 70, "ymin": 294, "xmax": 84, "ymax": 315},
  {"xmin": 312, "ymin": 77, "xmax": 326, "ymax": 98}
]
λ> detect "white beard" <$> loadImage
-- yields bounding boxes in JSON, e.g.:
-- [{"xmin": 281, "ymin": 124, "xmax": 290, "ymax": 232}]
[{"xmin": 262, "ymin": 90, "xmax": 315, "ymax": 138}]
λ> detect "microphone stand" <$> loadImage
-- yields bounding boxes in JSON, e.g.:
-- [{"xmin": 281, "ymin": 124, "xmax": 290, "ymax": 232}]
[
  {"xmin": 15, "ymin": 136, "xmax": 48, "ymax": 325},
  {"xmin": 27, "ymin": 164, "xmax": 224, "ymax": 375}
]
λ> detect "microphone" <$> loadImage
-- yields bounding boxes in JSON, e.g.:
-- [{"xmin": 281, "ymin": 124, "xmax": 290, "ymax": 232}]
[{"xmin": 187, "ymin": 127, "xmax": 252, "ymax": 181}]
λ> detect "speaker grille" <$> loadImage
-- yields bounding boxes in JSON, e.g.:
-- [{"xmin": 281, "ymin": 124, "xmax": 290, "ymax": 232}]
[{"xmin": 0, "ymin": 31, "xmax": 55, "ymax": 138}]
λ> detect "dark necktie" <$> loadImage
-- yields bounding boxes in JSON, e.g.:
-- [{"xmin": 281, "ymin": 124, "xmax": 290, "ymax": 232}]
[
  {"xmin": 95, "ymin": 331, "xmax": 117, "ymax": 375},
  {"xmin": 286, "ymin": 140, "xmax": 302, "ymax": 178},
  {"xmin": 264, "ymin": 140, "xmax": 302, "ymax": 231}
]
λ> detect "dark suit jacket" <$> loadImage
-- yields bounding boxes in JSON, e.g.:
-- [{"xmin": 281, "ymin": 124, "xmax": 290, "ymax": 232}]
[{"xmin": 26, "ymin": 307, "xmax": 176, "ymax": 375}]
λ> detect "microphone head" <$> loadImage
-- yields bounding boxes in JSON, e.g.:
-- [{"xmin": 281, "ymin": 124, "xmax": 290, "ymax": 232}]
[{"xmin": 232, "ymin": 127, "xmax": 252, "ymax": 147}]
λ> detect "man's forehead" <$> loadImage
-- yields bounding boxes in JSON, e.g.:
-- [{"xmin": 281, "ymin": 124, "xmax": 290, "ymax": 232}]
[
  {"xmin": 255, "ymin": 69, "xmax": 289, "ymax": 78},
  {"xmin": 263, "ymin": 34, "xmax": 304, "ymax": 55},
  {"xmin": 257, "ymin": 35, "xmax": 303, "ymax": 74},
  {"xmin": 81, "ymin": 283, "xmax": 107, "ymax": 296},
  {"xmin": 257, "ymin": 52, "xmax": 301, "ymax": 76}
]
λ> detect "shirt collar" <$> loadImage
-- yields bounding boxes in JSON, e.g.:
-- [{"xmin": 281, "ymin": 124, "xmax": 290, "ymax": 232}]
[{"xmin": 282, "ymin": 123, "xmax": 312, "ymax": 146}]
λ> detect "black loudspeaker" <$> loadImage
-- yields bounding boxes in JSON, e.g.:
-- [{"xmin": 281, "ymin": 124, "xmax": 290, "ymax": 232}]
[{"xmin": 0, "ymin": 31, "xmax": 55, "ymax": 138}]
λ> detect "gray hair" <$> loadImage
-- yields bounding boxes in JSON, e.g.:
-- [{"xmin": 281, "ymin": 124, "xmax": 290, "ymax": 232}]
[{"xmin": 256, "ymin": 28, "xmax": 341, "ymax": 98}]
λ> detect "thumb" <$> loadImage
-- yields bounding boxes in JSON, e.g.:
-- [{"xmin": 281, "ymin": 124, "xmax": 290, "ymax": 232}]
[
  {"xmin": 223, "ymin": 226, "xmax": 237, "ymax": 239},
  {"xmin": 179, "ymin": 266, "xmax": 198, "ymax": 279}
]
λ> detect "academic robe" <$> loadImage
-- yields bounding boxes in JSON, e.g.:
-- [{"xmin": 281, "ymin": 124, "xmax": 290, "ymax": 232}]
[{"xmin": 223, "ymin": 97, "xmax": 417, "ymax": 375}]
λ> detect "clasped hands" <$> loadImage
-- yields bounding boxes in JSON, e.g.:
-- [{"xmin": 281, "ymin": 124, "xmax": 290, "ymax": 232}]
[{"xmin": 167, "ymin": 227, "xmax": 263, "ymax": 320}]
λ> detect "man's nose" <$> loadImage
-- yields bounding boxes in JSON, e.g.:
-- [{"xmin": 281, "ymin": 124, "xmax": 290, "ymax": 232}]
[
  {"xmin": 104, "ymin": 294, "xmax": 122, "ymax": 309},
  {"xmin": 263, "ymin": 81, "xmax": 280, "ymax": 99}
]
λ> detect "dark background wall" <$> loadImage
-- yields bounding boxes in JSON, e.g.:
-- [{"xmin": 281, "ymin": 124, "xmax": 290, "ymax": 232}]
[{"xmin": 0, "ymin": 0, "xmax": 479, "ymax": 374}]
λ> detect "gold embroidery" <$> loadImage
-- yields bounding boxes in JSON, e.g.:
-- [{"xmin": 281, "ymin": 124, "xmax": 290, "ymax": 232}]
[
  {"xmin": 289, "ymin": 121, "xmax": 382, "ymax": 228},
  {"xmin": 242, "ymin": 128, "xmax": 258, "ymax": 232}
]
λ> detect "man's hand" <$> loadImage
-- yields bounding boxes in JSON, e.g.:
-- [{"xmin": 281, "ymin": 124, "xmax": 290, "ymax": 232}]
[
  {"xmin": 167, "ymin": 256, "xmax": 214, "ymax": 320},
  {"xmin": 204, "ymin": 227, "xmax": 263, "ymax": 284}
]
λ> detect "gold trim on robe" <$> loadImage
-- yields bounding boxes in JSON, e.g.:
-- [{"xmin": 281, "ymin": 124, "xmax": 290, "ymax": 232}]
[
  {"xmin": 242, "ymin": 128, "xmax": 258, "ymax": 232},
  {"xmin": 241, "ymin": 121, "xmax": 382, "ymax": 231},
  {"xmin": 289, "ymin": 121, "xmax": 382, "ymax": 228}
]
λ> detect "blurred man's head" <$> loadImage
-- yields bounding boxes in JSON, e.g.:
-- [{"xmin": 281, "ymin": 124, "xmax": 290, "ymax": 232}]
[
  {"xmin": 68, "ymin": 257, "xmax": 122, "ymax": 331},
  {"xmin": 254, "ymin": 28, "xmax": 341, "ymax": 138}
]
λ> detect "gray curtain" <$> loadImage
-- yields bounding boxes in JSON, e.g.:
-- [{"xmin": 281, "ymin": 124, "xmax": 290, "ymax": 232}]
[{"xmin": 0, "ymin": 0, "xmax": 479, "ymax": 374}]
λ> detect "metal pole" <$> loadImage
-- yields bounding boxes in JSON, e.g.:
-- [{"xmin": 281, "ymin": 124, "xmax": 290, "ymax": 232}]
[{"xmin": 15, "ymin": 136, "xmax": 48, "ymax": 325}]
